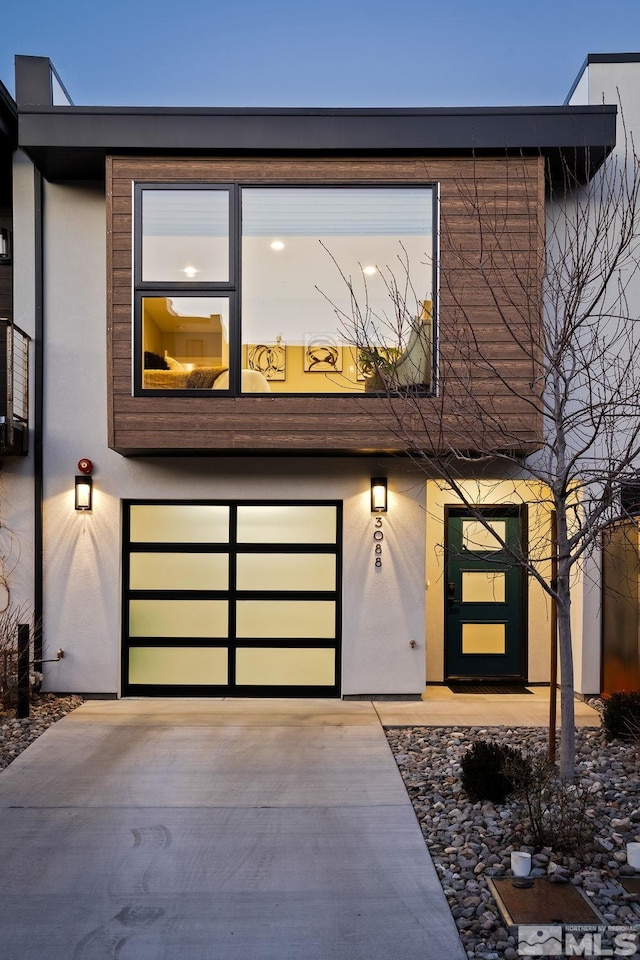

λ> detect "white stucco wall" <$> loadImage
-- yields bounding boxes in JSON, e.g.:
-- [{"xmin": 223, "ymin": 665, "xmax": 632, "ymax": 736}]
[
  {"xmin": 42, "ymin": 457, "xmax": 428, "ymax": 696},
  {"xmin": 31, "ymin": 178, "xmax": 428, "ymax": 696},
  {"xmin": 1, "ymin": 152, "xmax": 37, "ymax": 619},
  {"xmin": 44, "ymin": 457, "xmax": 429, "ymax": 697},
  {"xmin": 575, "ymin": 552, "xmax": 602, "ymax": 695},
  {"xmin": 565, "ymin": 58, "xmax": 640, "ymax": 695},
  {"xmin": 567, "ymin": 62, "xmax": 589, "ymax": 106},
  {"xmin": 528, "ymin": 57, "xmax": 640, "ymax": 697},
  {"xmin": 587, "ymin": 61, "xmax": 640, "ymax": 131}
]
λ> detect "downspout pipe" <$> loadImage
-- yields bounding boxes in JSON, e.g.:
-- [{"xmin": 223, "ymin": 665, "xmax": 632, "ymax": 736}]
[{"xmin": 33, "ymin": 169, "xmax": 43, "ymax": 665}]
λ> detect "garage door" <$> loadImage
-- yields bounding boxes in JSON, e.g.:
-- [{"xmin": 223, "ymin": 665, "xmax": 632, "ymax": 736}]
[{"xmin": 122, "ymin": 501, "xmax": 341, "ymax": 696}]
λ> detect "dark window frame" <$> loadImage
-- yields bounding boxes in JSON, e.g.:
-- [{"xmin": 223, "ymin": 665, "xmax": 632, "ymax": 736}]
[{"xmin": 133, "ymin": 181, "xmax": 438, "ymax": 398}]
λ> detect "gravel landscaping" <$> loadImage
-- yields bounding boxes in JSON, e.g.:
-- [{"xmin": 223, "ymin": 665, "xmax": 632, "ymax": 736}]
[
  {"xmin": 0, "ymin": 694, "xmax": 82, "ymax": 770},
  {"xmin": 386, "ymin": 723, "xmax": 640, "ymax": 960}
]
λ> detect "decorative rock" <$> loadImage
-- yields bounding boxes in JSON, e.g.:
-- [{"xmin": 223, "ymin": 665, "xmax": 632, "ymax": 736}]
[
  {"xmin": 612, "ymin": 817, "xmax": 631, "ymax": 829},
  {"xmin": 0, "ymin": 695, "xmax": 81, "ymax": 771},
  {"xmin": 463, "ymin": 896, "xmax": 482, "ymax": 908},
  {"xmin": 386, "ymin": 723, "xmax": 640, "ymax": 960}
]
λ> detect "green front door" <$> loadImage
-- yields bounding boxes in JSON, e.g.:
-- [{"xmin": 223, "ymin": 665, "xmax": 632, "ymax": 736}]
[{"xmin": 446, "ymin": 507, "xmax": 526, "ymax": 681}]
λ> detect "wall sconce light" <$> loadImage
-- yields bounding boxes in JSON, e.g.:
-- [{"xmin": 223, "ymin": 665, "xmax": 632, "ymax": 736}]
[
  {"xmin": 75, "ymin": 458, "xmax": 94, "ymax": 511},
  {"xmin": 370, "ymin": 477, "xmax": 388, "ymax": 513},
  {"xmin": 0, "ymin": 228, "xmax": 11, "ymax": 262}
]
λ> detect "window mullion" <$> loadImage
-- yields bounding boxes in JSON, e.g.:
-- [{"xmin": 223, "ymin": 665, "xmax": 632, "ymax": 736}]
[{"xmin": 229, "ymin": 185, "xmax": 242, "ymax": 397}]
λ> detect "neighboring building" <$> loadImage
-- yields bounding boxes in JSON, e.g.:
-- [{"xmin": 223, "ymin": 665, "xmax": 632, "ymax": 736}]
[
  {"xmin": 566, "ymin": 54, "xmax": 640, "ymax": 698},
  {"xmin": 0, "ymin": 79, "xmax": 28, "ymax": 460},
  {"xmin": 0, "ymin": 53, "xmax": 633, "ymax": 699}
]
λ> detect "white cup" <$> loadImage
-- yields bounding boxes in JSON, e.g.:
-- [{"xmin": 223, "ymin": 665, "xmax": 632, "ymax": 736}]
[
  {"xmin": 511, "ymin": 851, "xmax": 532, "ymax": 877},
  {"xmin": 627, "ymin": 843, "xmax": 640, "ymax": 870}
]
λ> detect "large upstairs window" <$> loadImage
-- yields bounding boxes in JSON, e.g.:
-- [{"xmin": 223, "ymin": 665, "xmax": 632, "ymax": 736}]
[{"xmin": 134, "ymin": 183, "xmax": 436, "ymax": 396}]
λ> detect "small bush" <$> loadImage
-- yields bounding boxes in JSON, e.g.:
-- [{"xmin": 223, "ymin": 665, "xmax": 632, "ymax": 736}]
[
  {"xmin": 602, "ymin": 690, "xmax": 640, "ymax": 742},
  {"xmin": 505, "ymin": 750, "xmax": 595, "ymax": 853},
  {"xmin": 0, "ymin": 603, "xmax": 38, "ymax": 711},
  {"xmin": 460, "ymin": 739, "xmax": 528, "ymax": 803}
]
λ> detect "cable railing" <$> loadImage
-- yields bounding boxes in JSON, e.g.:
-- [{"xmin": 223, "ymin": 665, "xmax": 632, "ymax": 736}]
[{"xmin": 0, "ymin": 319, "xmax": 30, "ymax": 455}]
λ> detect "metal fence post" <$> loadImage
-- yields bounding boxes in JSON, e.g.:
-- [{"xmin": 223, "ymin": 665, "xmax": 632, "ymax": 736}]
[{"xmin": 16, "ymin": 623, "xmax": 30, "ymax": 719}]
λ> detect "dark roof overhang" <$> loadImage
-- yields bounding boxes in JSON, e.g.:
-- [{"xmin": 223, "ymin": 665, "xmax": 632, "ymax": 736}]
[
  {"xmin": 0, "ymin": 82, "xmax": 17, "ymax": 151},
  {"xmin": 17, "ymin": 103, "xmax": 617, "ymax": 184},
  {"xmin": 0, "ymin": 83, "xmax": 17, "ymax": 206}
]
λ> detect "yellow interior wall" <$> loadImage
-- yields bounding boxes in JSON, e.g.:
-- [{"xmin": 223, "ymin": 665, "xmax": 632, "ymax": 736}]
[
  {"xmin": 165, "ymin": 331, "xmax": 222, "ymax": 366},
  {"xmin": 425, "ymin": 479, "xmax": 554, "ymax": 683},
  {"xmin": 142, "ymin": 301, "xmax": 224, "ymax": 367},
  {"xmin": 142, "ymin": 310, "xmax": 163, "ymax": 354},
  {"xmin": 243, "ymin": 345, "xmax": 366, "ymax": 393}
]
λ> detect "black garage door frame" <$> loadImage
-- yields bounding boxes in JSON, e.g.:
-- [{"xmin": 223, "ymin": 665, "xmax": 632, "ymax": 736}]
[{"xmin": 121, "ymin": 499, "xmax": 342, "ymax": 697}]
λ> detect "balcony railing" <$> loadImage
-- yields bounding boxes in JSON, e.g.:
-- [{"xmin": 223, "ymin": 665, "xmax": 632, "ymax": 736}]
[{"xmin": 0, "ymin": 320, "xmax": 29, "ymax": 456}]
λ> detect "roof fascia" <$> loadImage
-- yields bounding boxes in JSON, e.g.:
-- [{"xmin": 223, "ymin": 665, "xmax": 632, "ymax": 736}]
[
  {"xmin": 0, "ymin": 81, "xmax": 17, "ymax": 148},
  {"xmin": 17, "ymin": 103, "xmax": 617, "ymax": 184}
]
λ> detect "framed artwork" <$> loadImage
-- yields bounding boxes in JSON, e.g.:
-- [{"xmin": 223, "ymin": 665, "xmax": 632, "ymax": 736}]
[
  {"xmin": 304, "ymin": 333, "xmax": 343, "ymax": 373},
  {"xmin": 246, "ymin": 342, "xmax": 286, "ymax": 381}
]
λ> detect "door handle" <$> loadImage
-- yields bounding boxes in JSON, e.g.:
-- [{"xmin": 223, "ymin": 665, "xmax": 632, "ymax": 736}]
[{"xmin": 447, "ymin": 581, "xmax": 459, "ymax": 604}]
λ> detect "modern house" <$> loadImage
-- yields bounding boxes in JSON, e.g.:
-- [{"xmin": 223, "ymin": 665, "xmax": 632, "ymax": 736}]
[{"xmin": 0, "ymin": 52, "xmax": 636, "ymax": 699}]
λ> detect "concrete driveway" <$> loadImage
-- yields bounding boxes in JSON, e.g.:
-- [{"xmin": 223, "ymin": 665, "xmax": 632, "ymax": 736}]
[{"xmin": 0, "ymin": 699, "xmax": 466, "ymax": 960}]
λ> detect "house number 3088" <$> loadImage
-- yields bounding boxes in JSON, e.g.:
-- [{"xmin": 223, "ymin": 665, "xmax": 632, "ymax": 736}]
[{"xmin": 374, "ymin": 517, "xmax": 383, "ymax": 567}]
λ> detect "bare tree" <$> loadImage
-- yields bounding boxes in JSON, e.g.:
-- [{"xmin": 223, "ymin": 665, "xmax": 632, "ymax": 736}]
[{"xmin": 327, "ymin": 128, "xmax": 640, "ymax": 780}]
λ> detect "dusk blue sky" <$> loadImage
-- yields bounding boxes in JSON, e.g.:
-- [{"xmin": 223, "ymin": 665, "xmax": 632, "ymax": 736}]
[{"xmin": 3, "ymin": 0, "xmax": 640, "ymax": 107}]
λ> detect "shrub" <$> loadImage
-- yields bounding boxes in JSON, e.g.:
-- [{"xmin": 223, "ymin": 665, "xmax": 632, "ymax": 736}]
[
  {"xmin": 0, "ymin": 603, "xmax": 39, "ymax": 711},
  {"xmin": 602, "ymin": 691, "xmax": 640, "ymax": 742},
  {"xmin": 460, "ymin": 739, "xmax": 528, "ymax": 803},
  {"xmin": 505, "ymin": 750, "xmax": 595, "ymax": 853}
]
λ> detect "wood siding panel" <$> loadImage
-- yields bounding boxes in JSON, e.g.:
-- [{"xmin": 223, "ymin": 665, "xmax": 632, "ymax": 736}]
[{"xmin": 107, "ymin": 155, "xmax": 544, "ymax": 455}]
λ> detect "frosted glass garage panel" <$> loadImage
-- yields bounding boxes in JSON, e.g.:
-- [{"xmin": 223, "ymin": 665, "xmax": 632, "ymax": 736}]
[
  {"xmin": 129, "ymin": 647, "xmax": 228, "ymax": 685},
  {"xmin": 129, "ymin": 599, "xmax": 228, "ymax": 637},
  {"xmin": 461, "ymin": 571, "xmax": 506, "ymax": 604},
  {"xmin": 461, "ymin": 623, "xmax": 506, "ymax": 655},
  {"xmin": 236, "ymin": 600, "xmax": 335, "ymax": 638},
  {"xmin": 130, "ymin": 505, "xmax": 229, "ymax": 543},
  {"xmin": 461, "ymin": 520, "xmax": 506, "ymax": 552},
  {"xmin": 130, "ymin": 553, "xmax": 229, "ymax": 591},
  {"xmin": 236, "ymin": 553, "xmax": 335, "ymax": 592},
  {"xmin": 237, "ymin": 505, "xmax": 337, "ymax": 544},
  {"xmin": 236, "ymin": 647, "xmax": 335, "ymax": 686}
]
